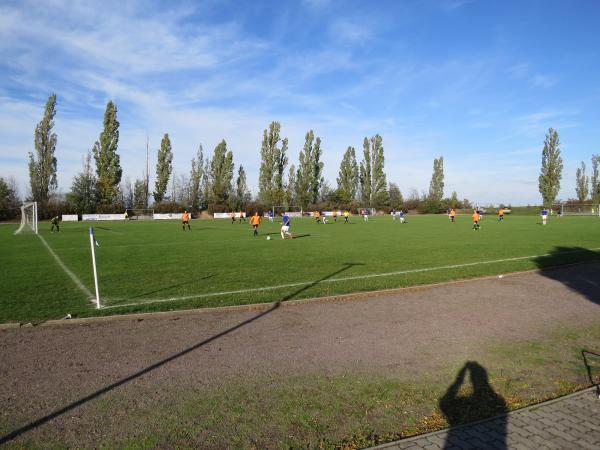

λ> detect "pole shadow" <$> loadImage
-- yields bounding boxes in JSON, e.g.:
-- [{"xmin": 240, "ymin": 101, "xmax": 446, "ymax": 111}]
[
  {"xmin": 533, "ymin": 247, "xmax": 600, "ymax": 305},
  {"xmin": 439, "ymin": 361, "xmax": 507, "ymax": 450},
  {"xmin": 127, "ymin": 274, "xmax": 214, "ymax": 300},
  {"xmin": 582, "ymin": 350, "xmax": 600, "ymax": 398},
  {"xmin": 0, "ymin": 262, "xmax": 361, "ymax": 445}
]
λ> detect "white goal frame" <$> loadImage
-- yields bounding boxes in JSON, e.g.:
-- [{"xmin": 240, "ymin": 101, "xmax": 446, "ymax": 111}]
[
  {"xmin": 272, "ymin": 205, "xmax": 303, "ymax": 217},
  {"xmin": 14, "ymin": 202, "xmax": 38, "ymax": 235},
  {"xmin": 560, "ymin": 203, "xmax": 600, "ymax": 216},
  {"xmin": 127, "ymin": 208, "xmax": 154, "ymax": 220}
]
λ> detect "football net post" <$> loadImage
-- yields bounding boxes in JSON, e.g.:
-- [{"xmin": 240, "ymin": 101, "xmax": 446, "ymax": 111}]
[
  {"xmin": 127, "ymin": 208, "xmax": 154, "ymax": 220},
  {"xmin": 89, "ymin": 227, "xmax": 101, "ymax": 309},
  {"xmin": 560, "ymin": 204, "xmax": 600, "ymax": 216},
  {"xmin": 272, "ymin": 205, "xmax": 303, "ymax": 217},
  {"xmin": 14, "ymin": 202, "xmax": 38, "ymax": 235}
]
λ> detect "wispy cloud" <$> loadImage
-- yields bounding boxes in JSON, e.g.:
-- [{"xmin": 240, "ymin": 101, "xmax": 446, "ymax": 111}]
[
  {"xmin": 1, "ymin": 0, "xmax": 598, "ymax": 205},
  {"xmin": 514, "ymin": 110, "xmax": 580, "ymax": 136},
  {"xmin": 505, "ymin": 63, "xmax": 558, "ymax": 89},
  {"xmin": 439, "ymin": 0, "xmax": 476, "ymax": 11},
  {"xmin": 530, "ymin": 74, "xmax": 558, "ymax": 89},
  {"xmin": 329, "ymin": 18, "xmax": 373, "ymax": 44}
]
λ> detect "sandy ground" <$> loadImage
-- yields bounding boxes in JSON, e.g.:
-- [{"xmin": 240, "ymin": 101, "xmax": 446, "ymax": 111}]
[{"xmin": 1, "ymin": 263, "xmax": 599, "ymax": 446}]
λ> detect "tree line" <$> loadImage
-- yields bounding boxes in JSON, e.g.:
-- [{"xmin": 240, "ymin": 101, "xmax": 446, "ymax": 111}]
[
  {"xmin": 8, "ymin": 95, "xmax": 597, "ymax": 219},
  {"xmin": 538, "ymin": 127, "xmax": 600, "ymax": 206}
]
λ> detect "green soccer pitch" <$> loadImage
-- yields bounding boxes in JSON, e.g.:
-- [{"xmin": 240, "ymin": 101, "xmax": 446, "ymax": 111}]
[{"xmin": 1, "ymin": 214, "xmax": 599, "ymax": 323}]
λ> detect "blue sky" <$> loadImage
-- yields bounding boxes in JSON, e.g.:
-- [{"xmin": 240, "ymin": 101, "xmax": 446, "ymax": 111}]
[{"xmin": 1, "ymin": 0, "xmax": 599, "ymax": 205}]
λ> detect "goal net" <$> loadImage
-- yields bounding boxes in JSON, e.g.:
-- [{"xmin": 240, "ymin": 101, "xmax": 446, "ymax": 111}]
[
  {"xmin": 560, "ymin": 204, "xmax": 600, "ymax": 216},
  {"xmin": 272, "ymin": 205, "xmax": 303, "ymax": 217},
  {"xmin": 127, "ymin": 208, "xmax": 154, "ymax": 220},
  {"xmin": 14, "ymin": 202, "xmax": 38, "ymax": 235}
]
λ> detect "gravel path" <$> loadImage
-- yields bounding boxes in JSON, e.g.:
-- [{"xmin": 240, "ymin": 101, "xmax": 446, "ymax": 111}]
[{"xmin": 1, "ymin": 263, "xmax": 599, "ymax": 446}]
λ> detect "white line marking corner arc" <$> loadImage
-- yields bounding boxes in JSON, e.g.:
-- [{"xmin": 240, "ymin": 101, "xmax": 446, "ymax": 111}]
[{"xmin": 37, "ymin": 234, "xmax": 95, "ymax": 302}]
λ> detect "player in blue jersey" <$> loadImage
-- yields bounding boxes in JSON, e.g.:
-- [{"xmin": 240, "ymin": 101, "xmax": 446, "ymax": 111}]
[
  {"xmin": 280, "ymin": 213, "xmax": 293, "ymax": 239},
  {"xmin": 541, "ymin": 207, "xmax": 549, "ymax": 225}
]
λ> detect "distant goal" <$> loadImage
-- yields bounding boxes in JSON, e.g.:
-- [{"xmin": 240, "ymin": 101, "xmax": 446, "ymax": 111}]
[
  {"xmin": 14, "ymin": 202, "xmax": 38, "ymax": 235},
  {"xmin": 272, "ymin": 205, "xmax": 303, "ymax": 217},
  {"xmin": 560, "ymin": 204, "xmax": 600, "ymax": 216},
  {"xmin": 126, "ymin": 208, "xmax": 154, "ymax": 220}
]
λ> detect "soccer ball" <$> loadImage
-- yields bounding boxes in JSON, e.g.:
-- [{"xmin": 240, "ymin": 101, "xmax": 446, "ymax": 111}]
[{"xmin": 266, "ymin": 235, "xmax": 271, "ymax": 240}]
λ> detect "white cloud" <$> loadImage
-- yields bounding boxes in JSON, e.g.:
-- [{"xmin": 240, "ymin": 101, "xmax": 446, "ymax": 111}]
[
  {"xmin": 530, "ymin": 74, "xmax": 558, "ymax": 89},
  {"xmin": 329, "ymin": 18, "xmax": 372, "ymax": 44},
  {"xmin": 507, "ymin": 62, "xmax": 530, "ymax": 79}
]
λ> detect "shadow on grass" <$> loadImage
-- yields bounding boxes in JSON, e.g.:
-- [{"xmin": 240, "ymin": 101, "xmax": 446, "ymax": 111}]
[
  {"xmin": 127, "ymin": 274, "xmax": 214, "ymax": 300},
  {"xmin": 0, "ymin": 262, "xmax": 361, "ymax": 445},
  {"xmin": 439, "ymin": 361, "xmax": 507, "ymax": 449},
  {"xmin": 582, "ymin": 350, "xmax": 600, "ymax": 398},
  {"xmin": 533, "ymin": 247, "xmax": 600, "ymax": 305}
]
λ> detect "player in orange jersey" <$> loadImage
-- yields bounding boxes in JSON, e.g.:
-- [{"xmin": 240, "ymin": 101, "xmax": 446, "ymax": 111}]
[
  {"xmin": 471, "ymin": 210, "xmax": 480, "ymax": 230},
  {"xmin": 497, "ymin": 208, "xmax": 504, "ymax": 222},
  {"xmin": 182, "ymin": 211, "xmax": 191, "ymax": 231},
  {"xmin": 250, "ymin": 212, "xmax": 262, "ymax": 236}
]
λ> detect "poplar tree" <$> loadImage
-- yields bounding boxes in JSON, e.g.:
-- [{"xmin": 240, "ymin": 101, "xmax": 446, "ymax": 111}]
[
  {"xmin": 337, "ymin": 146, "xmax": 359, "ymax": 203},
  {"xmin": 189, "ymin": 144, "xmax": 204, "ymax": 211},
  {"xmin": 359, "ymin": 137, "xmax": 371, "ymax": 206},
  {"xmin": 575, "ymin": 161, "xmax": 589, "ymax": 202},
  {"xmin": 538, "ymin": 128, "xmax": 563, "ymax": 207},
  {"xmin": 93, "ymin": 101, "xmax": 122, "ymax": 205},
  {"xmin": 370, "ymin": 134, "xmax": 388, "ymax": 207},
  {"xmin": 311, "ymin": 136, "xmax": 324, "ymax": 203},
  {"xmin": 591, "ymin": 154, "xmax": 600, "ymax": 204},
  {"xmin": 202, "ymin": 159, "xmax": 210, "ymax": 208},
  {"xmin": 236, "ymin": 165, "xmax": 250, "ymax": 210},
  {"xmin": 209, "ymin": 139, "xmax": 234, "ymax": 206},
  {"xmin": 296, "ymin": 130, "xmax": 315, "ymax": 209},
  {"xmin": 285, "ymin": 164, "xmax": 296, "ymax": 207},
  {"xmin": 259, "ymin": 121, "xmax": 288, "ymax": 205},
  {"xmin": 29, "ymin": 94, "xmax": 58, "ymax": 206},
  {"xmin": 359, "ymin": 135, "xmax": 388, "ymax": 207},
  {"xmin": 428, "ymin": 156, "xmax": 445, "ymax": 203},
  {"xmin": 153, "ymin": 133, "xmax": 173, "ymax": 203},
  {"xmin": 67, "ymin": 151, "xmax": 97, "ymax": 213}
]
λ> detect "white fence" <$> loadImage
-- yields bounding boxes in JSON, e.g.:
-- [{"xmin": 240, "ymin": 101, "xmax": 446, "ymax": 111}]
[
  {"xmin": 61, "ymin": 214, "xmax": 79, "ymax": 222},
  {"xmin": 213, "ymin": 212, "xmax": 245, "ymax": 219},
  {"xmin": 154, "ymin": 213, "xmax": 184, "ymax": 220},
  {"xmin": 82, "ymin": 214, "xmax": 125, "ymax": 221}
]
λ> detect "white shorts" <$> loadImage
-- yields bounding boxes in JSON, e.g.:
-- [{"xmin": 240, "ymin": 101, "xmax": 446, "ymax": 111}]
[{"xmin": 281, "ymin": 225, "xmax": 290, "ymax": 232}]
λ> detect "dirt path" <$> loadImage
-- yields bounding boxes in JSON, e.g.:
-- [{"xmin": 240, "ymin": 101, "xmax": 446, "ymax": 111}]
[{"xmin": 1, "ymin": 263, "xmax": 599, "ymax": 446}]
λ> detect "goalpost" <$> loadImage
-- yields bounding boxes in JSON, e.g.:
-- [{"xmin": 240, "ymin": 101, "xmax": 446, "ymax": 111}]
[
  {"xmin": 14, "ymin": 202, "xmax": 38, "ymax": 235},
  {"xmin": 272, "ymin": 205, "xmax": 303, "ymax": 217},
  {"xmin": 127, "ymin": 208, "xmax": 154, "ymax": 220},
  {"xmin": 560, "ymin": 204, "xmax": 600, "ymax": 216}
]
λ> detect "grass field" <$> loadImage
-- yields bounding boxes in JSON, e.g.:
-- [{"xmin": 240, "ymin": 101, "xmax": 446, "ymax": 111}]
[{"xmin": 1, "ymin": 214, "xmax": 600, "ymax": 323}]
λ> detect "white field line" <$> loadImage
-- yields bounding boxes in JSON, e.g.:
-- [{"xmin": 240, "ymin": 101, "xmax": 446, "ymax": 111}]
[
  {"xmin": 101, "ymin": 246, "xmax": 600, "ymax": 310},
  {"xmin": 37, "ymin": 234, "xmax": 95, "ymax": 302}
]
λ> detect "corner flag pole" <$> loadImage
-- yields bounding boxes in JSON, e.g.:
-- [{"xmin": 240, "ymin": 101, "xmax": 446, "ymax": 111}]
[{"xmin": 89, "ymin": 227, "xmax": 101, "ymax": 309}]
